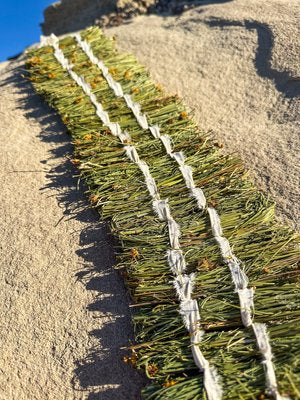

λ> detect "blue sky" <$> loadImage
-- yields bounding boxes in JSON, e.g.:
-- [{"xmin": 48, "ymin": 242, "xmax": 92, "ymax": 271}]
[{"xmin": 0, "ymin": 0, "xmax": 54, "ymax": 61}]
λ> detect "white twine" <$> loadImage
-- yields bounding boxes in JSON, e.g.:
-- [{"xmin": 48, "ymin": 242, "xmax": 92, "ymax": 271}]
[
  {"xmin": 207, "ymin": 208, "xmax": 288, "ymax": 400},
  {"xmin": 72, "ymin": 34, "xmax": 287, "ymax": 399},
  {"xmin": 41, "ymin": 33, "xmax": 222, "ymax": 400},
  {"xmin": 74, "ymin": 33, "xmax": 207, "ymax": 211}
]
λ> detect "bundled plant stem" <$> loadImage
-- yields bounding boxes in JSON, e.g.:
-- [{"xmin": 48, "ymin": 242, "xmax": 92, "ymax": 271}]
[{"xmin": 26, "ymin": 27, "xmax": 300, "ymax": 399}]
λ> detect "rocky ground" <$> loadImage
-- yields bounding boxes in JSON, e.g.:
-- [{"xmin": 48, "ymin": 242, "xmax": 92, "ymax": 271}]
[{"xmin": 42, "ymin": 1, "xmax": 226, "ymax": 33}]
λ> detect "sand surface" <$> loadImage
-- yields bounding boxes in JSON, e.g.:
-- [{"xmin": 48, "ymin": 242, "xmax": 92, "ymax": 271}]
[
  {"xmin": 0, "ymin": 59, "xmax": 144, "ymax": 400},
  {"xmin": 0, "ymin": 0, "xmax": 299, "ymax": 399}
]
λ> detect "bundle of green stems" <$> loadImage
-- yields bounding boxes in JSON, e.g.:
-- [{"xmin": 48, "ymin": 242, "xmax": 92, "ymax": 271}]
[{"xmin": 27, "ymin": 27, "xmax": 300, "ymax": 399}]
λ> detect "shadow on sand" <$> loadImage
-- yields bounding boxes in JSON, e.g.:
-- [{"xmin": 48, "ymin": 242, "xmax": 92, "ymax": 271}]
[
  {"xmin": 203, "ymin": 17, "xmax": 300, "ymax": 98},
  {"xmin": 0, "ymin": 61, "xmax": 146, "ymax": 399},
  {"xmin": 164, "ymin": 10, "xmax": 299, "ymax": 99}
]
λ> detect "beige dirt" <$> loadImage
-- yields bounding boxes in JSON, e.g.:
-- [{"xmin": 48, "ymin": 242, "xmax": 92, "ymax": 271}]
[{"xmin": 0, "ymin": 0, "xmax": 299, "ymax": 399}]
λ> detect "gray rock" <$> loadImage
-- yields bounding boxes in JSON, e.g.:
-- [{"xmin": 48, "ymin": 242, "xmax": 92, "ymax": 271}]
[
  {"xmin": 42, "ymin": 0, "xmax": 203, "ymax": 34},
  {"xmin": 42, "ymin": 0, "xmax": 118, "ymax": 35}
]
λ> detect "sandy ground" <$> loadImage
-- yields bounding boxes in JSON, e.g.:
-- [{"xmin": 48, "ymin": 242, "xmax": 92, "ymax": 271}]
[
  {"xmin": 107, "ymin": 0, "xmax": 300, "ymax": 230},
  {"xmin": 0, "ymin": 59, "xmax": 144, "ymax": 400},
  {"xmin": 0, "ymin": 0, "xmax": 299, "ymax": 399}
]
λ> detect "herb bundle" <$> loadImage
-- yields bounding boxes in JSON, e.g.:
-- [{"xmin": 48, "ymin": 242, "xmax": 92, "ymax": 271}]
[{"xmin": 26, "ymin": 27, "xmax": 300, "ymax": 399}]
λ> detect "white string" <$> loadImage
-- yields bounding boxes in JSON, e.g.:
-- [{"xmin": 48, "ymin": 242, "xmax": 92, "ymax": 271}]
[
  {"xmin": 41, "ymin": 33, "xmax": 223, "ymax": 400},
  {"xmin": 74, "ymin": 33, "xmax": 207, "ymax": 210},
  {"xmin": 72, "ymin": 34, "xmax": 288, "ymax": 399},
  {"xmin": 207, "ymin": 209, "xmax": 287, "ymax": 400}
]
